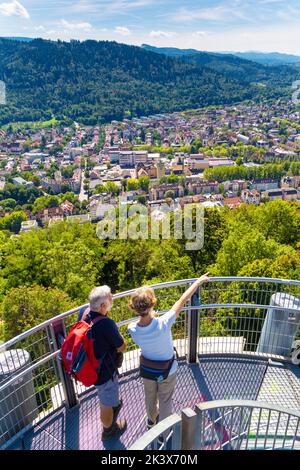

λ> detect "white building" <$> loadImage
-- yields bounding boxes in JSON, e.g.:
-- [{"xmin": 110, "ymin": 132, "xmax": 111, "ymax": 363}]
[
  {"xmin": 119, "ymin": 151, "xmax": 148, "ymax": 167},
  {"xmin": 237, "ymin": 134, "xmax": 250, "ymax": 144},
  {"xmin": 20, "ymin": 220, "xmax": 38, "ymax": 232}
]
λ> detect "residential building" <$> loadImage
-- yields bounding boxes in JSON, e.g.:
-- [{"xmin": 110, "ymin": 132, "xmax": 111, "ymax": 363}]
[
  {"xmin": 223, "ymin": 180, "xmax": 248, "ymax": 194},
  {"xmin": 149, "ymin": 184, "xmax": 184, "ymax": 201},
  {"xmin": 241, "ymin": 189, "xmax": 261, "ymax": 205},
  {"xmin": 223, "ymin": 197, "xmax": 242, "ymax": 208},
  {"xmin": 263, "ymin": 189, "xmax": 298, "ymax": 202},
  {"xmin": 11, "ymin": 177, "xmax": 34, "ymax": 188},
  {"xmin": 249, "ymin": 179, "xmax": 279, "ymax": 191},
  {"xmin": 281, "ymin": 176, "xmax": 300, "ymax": 190},
  {"xmin": 187, "ymin": 180, "xmax": 220, "ymax": 196},
  {"xmin": 119, "ymin": 151, "xmax": 148, "ymax": 168}
]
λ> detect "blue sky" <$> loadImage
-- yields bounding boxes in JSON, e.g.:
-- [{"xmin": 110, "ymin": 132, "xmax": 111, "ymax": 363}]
[{"xmin": 1, "ymin": 0, "xmax": 300, "ymax": 54}]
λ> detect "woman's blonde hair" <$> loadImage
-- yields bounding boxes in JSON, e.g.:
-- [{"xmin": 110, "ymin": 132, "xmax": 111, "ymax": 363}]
[{"xmin": 129, "ymin": 286, "xmax": 157, "ymax": 317}]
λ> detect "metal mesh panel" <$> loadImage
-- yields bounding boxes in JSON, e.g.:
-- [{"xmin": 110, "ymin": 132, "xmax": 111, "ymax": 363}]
[
  {"xmin": 0, "ymin": 327, "xmax": 54, "ymax": 384},
  {"xmin": 198, "ymin": 279, "xmax": 300, "ymax": 357},
  {"xmin": 198, "ymin": 404, "xmax": 300, "ymax": 450},
  {"xmin": 0, "ymin": 355, "xmax": 63, "ymax": 446}
]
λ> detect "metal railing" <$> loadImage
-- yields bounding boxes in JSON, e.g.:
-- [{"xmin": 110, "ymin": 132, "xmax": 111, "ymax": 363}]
[
  {"xmin": 129, "ymin": 400, "xmax": 300, "ymax": 450},
  {"xmin": 129, "ymin": 413, "xmax": 182, "ymax": 451},
  {"xmin": 0, "ymin": 277, "xmax": 300, "ymax": 447}
]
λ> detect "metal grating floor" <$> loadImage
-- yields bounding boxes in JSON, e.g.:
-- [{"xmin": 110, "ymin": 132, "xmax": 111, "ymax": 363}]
[{"xmin": 6, "ymin": 357, "xmax": 300, "ymax": 450}]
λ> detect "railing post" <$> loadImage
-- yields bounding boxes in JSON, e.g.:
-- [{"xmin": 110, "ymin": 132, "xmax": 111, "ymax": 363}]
[
  {"xmin": 195, "ymin": 404, "xmax": 204, "ymax": 450},
  {"xmin": 187, "ymin": 288, "xmax": 200, "ymax": 363},
  {"xmin": 181, "ymin": 408, "xmax": 197, "ymax": 450},
  {"xmin": 49, "ymin": 321, "xmax": 79, "ymax": 409},
  {"xmin": 171, "ymin": 421, "xmax": 182, "ymax": 450}
]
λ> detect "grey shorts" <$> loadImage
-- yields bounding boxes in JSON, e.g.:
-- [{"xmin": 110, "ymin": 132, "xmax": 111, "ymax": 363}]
[{"xmin": 94, "ymin": 374, "xmax": 119, "ymax": 407}]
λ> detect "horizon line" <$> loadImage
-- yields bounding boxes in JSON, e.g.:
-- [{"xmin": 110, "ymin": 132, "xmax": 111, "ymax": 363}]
[{"xmin": 1, "ymin": 37, "xmax": 300, "ymax": 57}]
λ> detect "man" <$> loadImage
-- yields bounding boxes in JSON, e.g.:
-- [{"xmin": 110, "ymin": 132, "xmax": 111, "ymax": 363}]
[{"xmin": 79, "ymin": 286, "xmax": 127, "ymax": 440}]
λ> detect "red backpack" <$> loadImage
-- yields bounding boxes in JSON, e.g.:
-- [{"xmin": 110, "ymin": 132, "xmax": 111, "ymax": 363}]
[{"xmin": 60, "ymin": 310, "xmax": 105, "ymax": 387}]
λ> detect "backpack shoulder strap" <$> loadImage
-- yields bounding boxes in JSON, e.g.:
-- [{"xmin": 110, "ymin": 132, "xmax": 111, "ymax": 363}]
[
  {"xmin": 82, "ymin": 308, "xmax": 105, "ymax": 321},
  {"xmin": 82, "ymin": 308, "xmax": 106, "ymax": 328},
  {"xmin": 90, "ymin": 316, "xmax": 106, "ymax": 326}
]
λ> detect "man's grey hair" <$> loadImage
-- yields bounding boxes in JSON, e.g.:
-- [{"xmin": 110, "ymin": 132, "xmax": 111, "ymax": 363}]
[{"xmin": 89, "ymin": 285, "xmax": 112, "ymax": 311}]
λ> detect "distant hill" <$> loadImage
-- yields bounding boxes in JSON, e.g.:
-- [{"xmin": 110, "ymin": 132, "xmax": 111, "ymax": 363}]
[
  {"xmin": 1, "ymin": 37, "xmax": 34, "ymax": 42},
  {"xmin": 142, "ymin": 44, "xmax": 200, "ymax": 57},
  {"xmin": 224, "ymin": 51, "xmax": 300, "ymax": 66},
  {"xmin": 142, "ymin": 44, "xmax": 300, "ymax": 66},
  {"xmin": 142, "ymin": 44, "xmax": 299, "ymax": 84},
  {"xmin": 0, "ymin": 39, "xmax": 299, "ymax": 126}
]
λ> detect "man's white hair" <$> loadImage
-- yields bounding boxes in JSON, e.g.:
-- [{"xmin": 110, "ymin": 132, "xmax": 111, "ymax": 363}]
[{"xmin": 89, "ymin": 285, "xmax": 111, "ymax": 311}]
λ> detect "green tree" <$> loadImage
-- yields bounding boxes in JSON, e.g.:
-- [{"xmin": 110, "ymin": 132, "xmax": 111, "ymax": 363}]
[
  {"xmin": 1, "ymin": 285, "xmax": 74, "ymax": 339},
  {"xmin": 164, "ymin": 190, "xmax": 175, "ymax": 199},
  {"xmin": 0, "ymin": 211, "xmax": 27, "ymax": 233},
  {"xmin": 106, "ymin": 182, "xmax": 121, "ymax": 195},
  {"xmin": 213, "ymin": 226, "xmax": 283, "ymax": 276},
  {"xmin": 32, "ymin": 196, "xmax": 59, "ymax": 215},
  {"xmin": 138, "ymin": 176, "xmax": 150, "ymax": 192},
  {"xmin": 126, "ymin": 179, "xmax": 140, "ymax": 191},
  {"xmin": 61, "ymin": 166, "xmax": 75, "ymax": 179},
  {"xmin": 0, "ymin": 198, "xmax": 17, "ymax": 210},
  {"xmin": 137, "ymin": 195, "xmax": 146, "ymax": 205}
]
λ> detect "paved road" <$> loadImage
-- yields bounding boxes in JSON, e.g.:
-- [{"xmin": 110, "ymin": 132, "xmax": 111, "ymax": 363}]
[{"xmin": 79, "ymin": 167, "xmax": 88, "ymax": 202}]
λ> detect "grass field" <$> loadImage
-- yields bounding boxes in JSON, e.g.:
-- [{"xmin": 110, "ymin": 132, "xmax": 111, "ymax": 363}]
[{"xmin": 2, "ymin": 117, "xmax": 60, "ymax": 131}]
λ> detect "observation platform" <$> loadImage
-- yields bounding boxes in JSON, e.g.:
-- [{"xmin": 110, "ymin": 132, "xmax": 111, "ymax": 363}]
[
  {"xmin": 7, "ymin": 357, "xmax": 300, "ymax": 450},
  {"xmin": 1, "ymin": 277, "xmax": 300, "ymax": 451}
]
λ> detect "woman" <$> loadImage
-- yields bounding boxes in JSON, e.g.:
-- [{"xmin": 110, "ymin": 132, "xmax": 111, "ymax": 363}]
[{"xmin": 127, "ymin": 273, "xmax": 209, "ymax": 431}]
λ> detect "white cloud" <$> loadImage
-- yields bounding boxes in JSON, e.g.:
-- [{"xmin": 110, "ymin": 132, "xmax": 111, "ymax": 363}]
[
  {"xmin": 0, "ymin": 1, "xmax": 29, "ymax": 19},
  {"xmin": 59, "ymin": 19, "xmax": 92, "ymax": 31},
  {"xmin": 155, "ymin": 23, "xmax": 300, "ymax": 56},
  {"xmin": 73, "ymin": 0, "xmax": 98, "ymax": 13},
  {"xmin": 106, "ymin": 1, "xmax": 156, "ymax": 12},
  {"xmin": 73, "ymin": 0, "xmax": 155, "ymax": 14},
  {"xmin": 114, "ymin": 26, "xmax": 131, "ymax": 35},
  {"xmin": 193, "ymin": 31, "xmax": 207, "ymax": 38},
  {"xmin": 45, "ymin": 30, "xmax": 56, "ymax": 36},
  {"xmin": 149, "ymin": 31, "xmax": 176, "ymax": 38},
  {"xmin": 276, "ymin": 5, "xmax": 300, "ymax": 21},
  {"xmin": 171, "ymin": 1, "xmax": 300, "ymax": 25},
  {"xmin": 172, "ymin": 5, "xmax": 239, "ymax": 22}
]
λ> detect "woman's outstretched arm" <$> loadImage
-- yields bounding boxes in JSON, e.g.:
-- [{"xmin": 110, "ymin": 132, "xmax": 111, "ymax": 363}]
[{"xmin": 172, "ymin": 273, "xmax": 210, "ymax": 317}]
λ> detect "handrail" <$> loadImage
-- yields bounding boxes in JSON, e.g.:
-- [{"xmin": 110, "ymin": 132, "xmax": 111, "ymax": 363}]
[
  {"xmin": 0, "ymin": 315, "xmax": 145, "ymax": 391},
  {"xmin": 0, "ymin": 351, "xmax": 59, "ymax": 394},
  {"xmin": 195, "ymin": 400, "xmax": 300, "ymax": 418},
  {"xmin": 1, "ymin": 276, "xmax": 299, "ymax": 353},
  {"xmin": 129, "ymin": 413, "xmax": 182, "ymax": 450},
  {"xmin": 2, "ymin": 295, "xmax": 299, "ymax": 392},
  {"xmin": 130, "ymin": 400, "xmax": 300, "ymax": 450}
]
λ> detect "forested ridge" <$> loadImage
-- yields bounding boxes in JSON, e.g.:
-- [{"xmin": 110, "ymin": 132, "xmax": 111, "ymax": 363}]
[{"xmin": 0, "ymin": 38, "xmax": 298, "ymax": 125}]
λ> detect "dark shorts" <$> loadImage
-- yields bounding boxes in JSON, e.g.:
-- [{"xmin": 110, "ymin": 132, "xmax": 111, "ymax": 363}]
[{"xmin": 94, "ymin": 373, "xmax": 119, "ymax": 407}]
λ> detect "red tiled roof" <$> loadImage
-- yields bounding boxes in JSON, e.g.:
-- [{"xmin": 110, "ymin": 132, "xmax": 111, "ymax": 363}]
[{"xmin": 223, "ymin": 197, "xmax": 242, "ymax": 206}]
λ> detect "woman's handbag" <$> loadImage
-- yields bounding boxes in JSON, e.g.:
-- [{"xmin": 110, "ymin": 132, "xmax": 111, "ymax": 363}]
[{"xmin": 139, "ymin": 348, "xmax": 178, "ymax": 381}]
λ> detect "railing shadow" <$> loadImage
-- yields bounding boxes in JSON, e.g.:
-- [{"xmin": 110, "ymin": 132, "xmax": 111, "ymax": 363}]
[{"xmin": 190, "ymin": 356, "xmax": 269, "ymax": 449}]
